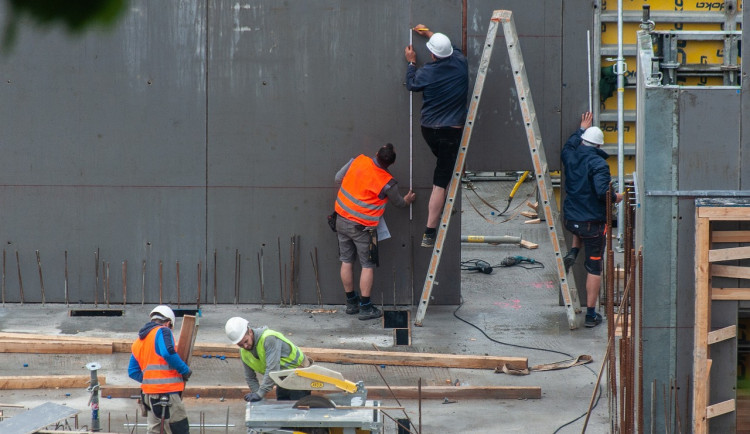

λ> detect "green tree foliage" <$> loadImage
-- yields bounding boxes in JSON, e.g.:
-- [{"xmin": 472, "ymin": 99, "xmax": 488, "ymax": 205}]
[{"xmin": 4, "ymin": 0, "xmax": 128, "ymax": 49}]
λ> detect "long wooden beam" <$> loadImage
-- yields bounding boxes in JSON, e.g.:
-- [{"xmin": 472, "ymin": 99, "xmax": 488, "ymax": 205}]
[
  {"xmin": 0, "ymin": 375, "xmax": 106, "ymax": 389},
  {"xmin": 100, "ymin": 384, "xmax": 541, "ymax": 400},
  {"xmin": 0, "ymin": 332, "xmax": 527, "ymax": 371}
]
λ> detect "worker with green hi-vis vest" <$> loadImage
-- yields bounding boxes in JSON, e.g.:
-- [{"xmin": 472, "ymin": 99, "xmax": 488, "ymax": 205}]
[{"xmin": 225, "ymin": 317, "xmax": 312, "ymax": 402}]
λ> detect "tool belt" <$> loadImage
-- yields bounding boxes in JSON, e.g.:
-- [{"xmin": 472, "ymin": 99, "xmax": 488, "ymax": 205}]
[
  {"xmin": 367, "ymin": 228, "xmax": 379, "ymax": 267},
  {"xmin": 327, "ymin": 211, "xmax": 338, "ymax": 232},
  {"xmin": 143, "ymin": 393, "xmax": 174, "ymax": 419}
]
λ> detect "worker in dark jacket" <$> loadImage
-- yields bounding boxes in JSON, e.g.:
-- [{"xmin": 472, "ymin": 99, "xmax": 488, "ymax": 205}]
[
  {"xmin": 129, "ymin": 305, "xmax": 192, "ymax": 433},
  {"xmin": 225, "ymin": 317, "xmax": 311, "ymax": 402},
  {"xmin": 404, "ymin": 25, "xmax": 468, "ymax": 248},
  {"xmin": 561, "ymin": 112, "xmax": 622, "ymax": 328},
  {"xmin": 334, "ymin": 144, "xmax": 415, "ymax": 320}
]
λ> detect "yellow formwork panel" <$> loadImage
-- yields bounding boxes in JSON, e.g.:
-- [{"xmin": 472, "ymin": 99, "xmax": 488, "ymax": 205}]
[
  {"xmin": 601, "ymin": 0, "xmax": 742, "ymax": 12},
  {"xmin": 601, "ymin": 121, "xmax": 636, "ymax": 145},
  {"xmin": 609, "ymin": 156, "xmax": 636, "ymax": 177}
]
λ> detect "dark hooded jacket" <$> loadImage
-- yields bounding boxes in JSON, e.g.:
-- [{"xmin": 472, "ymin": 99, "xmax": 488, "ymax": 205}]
[{"xmin": 561, "ymin": 128, "xmax": 617, "ymax": 222}]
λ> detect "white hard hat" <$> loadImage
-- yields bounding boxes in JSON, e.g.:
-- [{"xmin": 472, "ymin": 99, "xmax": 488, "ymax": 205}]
[
  {"xmin": 150, "ymin": 305, "xmax": 176, "ymax": 325},
  {"xmin": 225, "ymin": 317, "xmax": 250, "ymax": 345},
  {"xmin": 581, "ymin": 126, "xmax": 604, "ymax": 146},
  {"xmin": 426, "ymin": 33, "xmax": 453, "ymax": 58}
]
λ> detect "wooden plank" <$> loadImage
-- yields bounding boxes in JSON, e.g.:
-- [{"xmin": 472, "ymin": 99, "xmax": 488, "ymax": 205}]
[
  {"xmin": 0, "ymin": 332, "xmax": 527, "ymax": 370},
  {"xmin": 707, "ymin": 325, "xmax": 736, "ymax": 345},
  {"xmin": 712, "ymin": 230, "xmax": 750, "ymax": 243},
  {"xmin": 698, "ymin": 207, "xmax": 750, "ymax": 220},
  {"xmin": 524, "ymin": 218, "xmax": 541, "ymax": 224},
  {"xmin": 298, "ymin": 348, "xmax": 528, "ymax": 371},
  {"xmin": 708, "ymin": 246, "xmax": 750, "ymax": 262},
  {"xmin": 712, "ymin": 288, "xmax": 750, "ymax": 300},
  {"xmin": 711, "ymin": 264, "xmax": 750, "ymax": 280},
  {"xmin": 176, "ymin": 315, "xmax": 198, "ymax": 366},
  {"xmin": 0, "ymin": 375, "xmax": 106, "ymax": 389},
  {"xmin": 693, "ymin": 213, "xmax": 710, "ymax": 434},
  {"xmin": 101, "ymin": 384, "xmax": 541, "ymax": 400},
  {"xmin": 0, "ymin": 340, "xmax": 112, "ymax": 354},
  {"xmin": 706, "ymin": 398, "xmax": 735, "ymax": 419},
  {"xmin": 519, "ymin": 240, "xmax": 538, "ymax": 249}
]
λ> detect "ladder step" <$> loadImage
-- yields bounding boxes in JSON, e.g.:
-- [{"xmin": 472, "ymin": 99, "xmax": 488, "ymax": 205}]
[
  {"xmin": 707, "ymin": 325, "xmax": 736, "ymax": 345},
  {"xmin": 706, "ymin": 399, "xmax": 735, "ymax": 419}
]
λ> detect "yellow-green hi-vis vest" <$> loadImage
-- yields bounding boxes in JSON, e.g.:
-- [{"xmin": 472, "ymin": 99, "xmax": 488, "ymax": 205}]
[{"xmin": 240, "ymin": 329, "xmax": 304, "ymax": 374}]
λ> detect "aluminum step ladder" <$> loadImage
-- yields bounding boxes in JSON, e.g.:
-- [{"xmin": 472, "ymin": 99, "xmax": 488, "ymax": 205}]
[{"xmin": 414, "ymin": 10, "xmax": 581, "ymax": 329}]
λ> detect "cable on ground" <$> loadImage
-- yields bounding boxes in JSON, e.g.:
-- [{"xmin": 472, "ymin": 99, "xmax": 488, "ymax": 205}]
[{"xmin": 452, "ymin": 298, "xmax": 602, "ymax": 433}]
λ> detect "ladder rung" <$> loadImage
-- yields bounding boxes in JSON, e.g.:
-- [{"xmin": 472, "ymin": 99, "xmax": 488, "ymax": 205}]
[
  {"xmin": 711, "ymin": 288, "xmax": 750, "ymax": 301},
  {"xmin": 706, "ymin": 399, "xmax": 735, "ymax": 419},
  {"xmin": 707, "ymin": 325, "xmax": 736, "ymax": 345}
]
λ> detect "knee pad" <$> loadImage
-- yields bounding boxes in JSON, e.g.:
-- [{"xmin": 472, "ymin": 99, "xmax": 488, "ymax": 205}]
[
  {"xmin": 169, "ymin": 417, "xmax": 190, "ymax": 434},
  {"xmin": 584, "ymin": 255, "xmax": 602, "ymax": 275}
]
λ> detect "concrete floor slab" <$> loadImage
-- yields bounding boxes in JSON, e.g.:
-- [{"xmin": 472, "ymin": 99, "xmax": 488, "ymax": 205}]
[{"xmin": 0, "ymin": 180, "xmax": 610, "ymax": 433}]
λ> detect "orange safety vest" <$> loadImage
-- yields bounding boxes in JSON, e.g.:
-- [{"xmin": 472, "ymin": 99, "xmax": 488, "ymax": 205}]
[
  {"xmin": 334, "ymin": 155, "xmax": 393, "ymax": 227},
  {"xmin": 131, "ymin": 327, "xmax": 185, "ymax": 394}
]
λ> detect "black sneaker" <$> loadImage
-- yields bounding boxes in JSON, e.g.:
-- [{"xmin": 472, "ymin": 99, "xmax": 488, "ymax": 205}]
[
  {"xmin": 584, "ymin": 313, "xmax": 603, "ymax": 328},
  {"xmin": 358, "ymin": 303, "xmax": 382, "ymax": 320},
  {"xmin": 421, "ymin": 232, "xmax": 436, "ymax": 248},
  {"xmin": 563, "ymin": 251, "xmax": 576, "ymax": 273},
  {"xmin": 345, "ymin": 299, "xmax": 360, "ymax": 315}
]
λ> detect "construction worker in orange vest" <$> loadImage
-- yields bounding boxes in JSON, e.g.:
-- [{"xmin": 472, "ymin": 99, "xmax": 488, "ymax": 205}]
[
  {"xmin": 333, "ymin": 143, "xmax": 415, "ymax": 320},
  {"xmin": 129, "ymin": 305, "xmax": 192, "ymax": 433}
]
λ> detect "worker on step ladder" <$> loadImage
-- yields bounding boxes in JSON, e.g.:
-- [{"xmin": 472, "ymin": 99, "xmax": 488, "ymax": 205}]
[
  {"xmin": 561, "ymin": 112, "xmax": 623, "ymax": 328},
  {"xmin": 404, "ymin": 25, "xmax": 468, "ymax": 248}
]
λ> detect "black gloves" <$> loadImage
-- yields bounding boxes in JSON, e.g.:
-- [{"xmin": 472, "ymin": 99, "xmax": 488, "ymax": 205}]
[
  {"xmin": 182, "ymin": 370, "xmax": 192, "ymax": 382},
  {"xmin": 244, "ymin": 392, "xmax": 262, "ymax": 402}
]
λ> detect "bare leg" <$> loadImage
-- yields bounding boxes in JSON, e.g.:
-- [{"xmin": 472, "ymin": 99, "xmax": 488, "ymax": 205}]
[
  {"xmin": 340, "ymin": 262, "xmax": 354, "ymax": 293},
  {"xmin": 360, "ymin": 267, "xmax": 374, "ymax": 297},
  {"xmin": 586, "ymin": 273, "xmax": 601, "ymax": 309},
  {"xmin": 427, "ymin": 185, "xmax": 447, "ymax": 228}
]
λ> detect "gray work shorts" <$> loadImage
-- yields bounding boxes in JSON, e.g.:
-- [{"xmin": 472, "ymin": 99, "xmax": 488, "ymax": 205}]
[{"xmin": 336, "ymin": 216, "xmax": 376, "ymax": 268}]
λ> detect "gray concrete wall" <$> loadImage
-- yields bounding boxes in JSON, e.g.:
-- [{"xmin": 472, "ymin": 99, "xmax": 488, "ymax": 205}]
[
  {"xmin": 636, "ymin": 59, "xmax": 744, "ymax": 433},
  {"xmin": 0, "ymin": 1, "xmax": 581, "ymax": 306}
]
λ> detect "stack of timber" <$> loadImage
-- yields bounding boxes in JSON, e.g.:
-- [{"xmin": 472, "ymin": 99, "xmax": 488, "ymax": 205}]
[{"xmin": 0, "ymin": 331, "xmax": 540, "ymax": 401}]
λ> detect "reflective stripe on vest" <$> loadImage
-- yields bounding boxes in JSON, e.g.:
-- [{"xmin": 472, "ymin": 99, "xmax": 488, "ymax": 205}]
[
  {"xmin": 131, "ymin": 327, "xmax": 185, "ymax": 394},
  {"xmin": 240, "ymin": 329, "xmax": 305, "ymax": 374},
  {"xmin": 334, "ymin": 155, "xmax": 393, "ymax": 227}
]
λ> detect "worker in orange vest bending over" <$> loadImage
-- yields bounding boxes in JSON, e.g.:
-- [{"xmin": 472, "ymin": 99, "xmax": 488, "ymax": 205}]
[
  {"xmin": 129, "ymin": 305, "xmax": 192, "ymax": 433},
  {"xmin": 334, "ymin": 143, "xmax": 416, "ymax": 320}
]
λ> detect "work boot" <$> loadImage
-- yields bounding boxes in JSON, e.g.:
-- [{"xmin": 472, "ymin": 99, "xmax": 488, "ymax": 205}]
[
  {"xmin": 584, "ymin": 312, "xmax": 603, "ymax": 328},
  {"xmin": 421, "ymin": 232, "xmax": 436, "ymax": 248},
  {"xmin": 563, "ymin": 251, "xmax": 577, "ymax": 273},
  {"xmin": 345, "ymin": 298, "xmax": 360, "ymax": 315},
  {"xmin": 358, "ymin": 303, "xmax": 382, "ymax": 321}
]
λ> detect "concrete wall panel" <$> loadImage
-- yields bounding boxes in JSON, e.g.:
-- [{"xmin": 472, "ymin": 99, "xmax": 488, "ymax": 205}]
[
  {"xmin": 676, "ymin": 88, "xmax": 741, "ymax": 432},
  {"xmin": 466, "ymin": 1, "xmax": 563, "ymax": 171},
  {"xmin": 0, "ymin": 1, "xmax": 468, "ymax": 305}
]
